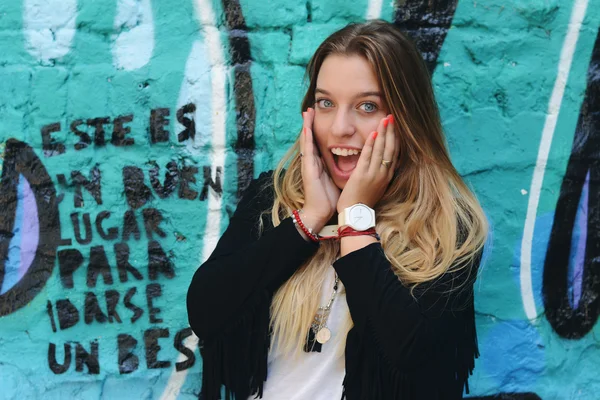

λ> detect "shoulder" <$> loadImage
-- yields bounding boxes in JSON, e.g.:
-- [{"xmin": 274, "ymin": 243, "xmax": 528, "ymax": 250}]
[
  {"xmin": 231, "ymin": 170, "xmax": 277, "ymax": 221},
  {"xmin": 239, "ymin": 170, "xmax": 276, "ymax": 203}
]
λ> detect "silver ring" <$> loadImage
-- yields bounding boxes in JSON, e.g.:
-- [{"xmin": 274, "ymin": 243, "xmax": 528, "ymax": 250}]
[
  {"xmin": 381, "ymin": 159, "xmax": 392, "ymax": 168},
  {"xmin": 300, "ymin": 152, "xmax": 304, "ymax": 157}
]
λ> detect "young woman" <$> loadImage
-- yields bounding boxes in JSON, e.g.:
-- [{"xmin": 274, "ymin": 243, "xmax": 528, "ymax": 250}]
[{"xmin": 187, "ymin": 20, "xmax": 488, "ymax": 400}]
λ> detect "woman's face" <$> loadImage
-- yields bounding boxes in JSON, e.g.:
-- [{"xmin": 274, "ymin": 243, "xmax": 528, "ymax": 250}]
[{"xmin": 312, "ymin": 54, "xmax": 388, "ymax": 189}]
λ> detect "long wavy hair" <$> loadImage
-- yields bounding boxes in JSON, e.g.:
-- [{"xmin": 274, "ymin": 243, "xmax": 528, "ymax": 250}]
[{"xmin": 265, "ymin": 20, "xmax": 488, "ymax": 357}]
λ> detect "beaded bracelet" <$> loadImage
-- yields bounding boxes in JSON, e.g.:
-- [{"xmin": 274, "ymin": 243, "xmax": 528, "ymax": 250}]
[
  {"xmin": 292, "ymin": 209, "xmax": 319, "ymax": 243},
  {"xmin": 292, "ymin": 210, "xmax": 380, "ymax": 242}
]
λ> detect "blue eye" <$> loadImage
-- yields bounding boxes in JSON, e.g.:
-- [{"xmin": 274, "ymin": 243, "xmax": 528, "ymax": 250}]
[
  {"xmin": 360, "ymin": 102, "xmax": 377, "ymax": 113},
  {"xmin": 316, "ymin": 99, "xmax": 333, "ymax": 108}
]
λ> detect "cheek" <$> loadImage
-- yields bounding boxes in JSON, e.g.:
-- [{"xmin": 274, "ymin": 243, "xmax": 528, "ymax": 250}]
[
  {"xmin": 312, "ymin": 118, "xmax": 328, "ymax": 145},
  {"xmin": 357, "ymin": 118, "xmax": 381, "ymax": 141}
]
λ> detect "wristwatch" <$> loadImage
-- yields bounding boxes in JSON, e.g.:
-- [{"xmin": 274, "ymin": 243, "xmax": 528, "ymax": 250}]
[{"xmin": 338, "ymin": 203, "xmax": 376, "ymax": 231}]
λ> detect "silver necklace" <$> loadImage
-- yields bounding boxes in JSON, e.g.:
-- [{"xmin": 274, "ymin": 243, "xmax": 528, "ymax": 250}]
[{"xmin": 310, "ymin": 273, "xmax": 339, "ymax": 344}]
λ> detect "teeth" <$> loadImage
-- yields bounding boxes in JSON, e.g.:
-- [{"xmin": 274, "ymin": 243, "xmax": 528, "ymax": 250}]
[{"xmin": 331, "ymin": 147, "xmax": 360, "ymax": 156}]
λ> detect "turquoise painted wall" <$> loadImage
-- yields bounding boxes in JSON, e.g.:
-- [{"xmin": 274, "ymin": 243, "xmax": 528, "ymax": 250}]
[{"xmin": 0, "ymin": 1, "xmax": 599, "ymax": 399}]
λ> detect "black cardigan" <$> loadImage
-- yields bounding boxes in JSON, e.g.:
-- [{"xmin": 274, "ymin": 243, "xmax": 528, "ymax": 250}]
[{"xmin": 187, "ymin": 171, "xmax": 481, "ymax": 400}]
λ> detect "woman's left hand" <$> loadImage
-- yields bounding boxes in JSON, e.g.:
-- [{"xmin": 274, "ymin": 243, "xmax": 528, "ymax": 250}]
[{"xmin": 337, "ymin": 114, "xmax": 399, "ymax": 213}]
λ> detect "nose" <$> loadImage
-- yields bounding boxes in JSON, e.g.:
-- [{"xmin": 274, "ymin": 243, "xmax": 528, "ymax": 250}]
[{"xmin": 330, "ymin": 109, "xmax": 355, "ymax": 138}]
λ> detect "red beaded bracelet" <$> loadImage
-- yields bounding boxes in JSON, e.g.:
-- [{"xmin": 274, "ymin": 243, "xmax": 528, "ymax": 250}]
[
  {"xmin": 292, "ymin": 209, "xmax": 319, "ymax": 242},
  {"xmin": 292, "ymin": 211, "xmax": 380, "ymax": 242}
]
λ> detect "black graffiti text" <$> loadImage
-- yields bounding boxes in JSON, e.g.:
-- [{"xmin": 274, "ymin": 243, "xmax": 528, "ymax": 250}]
[
  {"xmin": 57, "ymin": 230, "xmax": 173, "ymax": 291},
  {"xmin": 40, "ymin": 103, "xmax": 196, "ymax": 156},
  {"xmin": 56, "ymin": 162, "xmax": 221, "ymax": 213},
  {"xmin": 61, "ymin": 208, "xmax": 167, "ymax": 246},
  {"xmin": 47, "ymin": 327, "xmax": 195, "ymax": 375},
  {"xmin": 123, "ymin": 162, "xmax": 223, "ymax": 210},
  {"xmin": 46, "ymin": 283, "xmax": 167, "ymax": 331}
]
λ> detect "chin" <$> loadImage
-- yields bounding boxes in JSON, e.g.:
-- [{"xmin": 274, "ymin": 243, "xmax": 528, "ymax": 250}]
[{"xmin": 333, "ymin": 179, "xmax": 346, "ymax": 190}]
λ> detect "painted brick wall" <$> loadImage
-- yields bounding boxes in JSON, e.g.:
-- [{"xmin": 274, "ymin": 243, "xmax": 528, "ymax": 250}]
[{"xmin": 0, "ymin": 1, "xmax": 598, "ymax": 399}]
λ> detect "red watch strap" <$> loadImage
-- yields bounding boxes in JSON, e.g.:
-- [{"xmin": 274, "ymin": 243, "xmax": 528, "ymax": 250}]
[{"xmin": 338, "ymin": 226, "xmax": 379, "ymax": 240}]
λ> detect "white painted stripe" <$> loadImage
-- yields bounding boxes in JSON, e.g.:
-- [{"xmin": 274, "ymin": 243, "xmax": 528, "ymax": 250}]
[
  {"xmin": 23, "ymin": 0, "xmax": 77, "ymax": 62},
  {"xmin": 160, "ymin": 0, "xmax": 227, "ymax": 397},
  {"xmin": 366, "ymin": 0, "xmax": 383, "ymax": 20},
  {"xmin": 176, "ymin": 40, "xmax": 214, "ymax": 152},
  {"xmin": 158, "ymin": 334, "xmax": 199, "ymax": 399},
  {"xmin": 112, "ymin": 0, "xmax": 155, "ymax": 70},
  {"xmin": 194, "ymin": 0, "xmax": 227, "ymax": 263},
  {"xmin": 520, "ymin": 0, "xmax": 589, "ymax": 322}
]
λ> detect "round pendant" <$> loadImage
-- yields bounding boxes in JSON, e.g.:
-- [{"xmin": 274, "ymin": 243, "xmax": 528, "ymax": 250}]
[{"xmin": 316, "ymin": 327, "xmax": 331, "ymax": 344}]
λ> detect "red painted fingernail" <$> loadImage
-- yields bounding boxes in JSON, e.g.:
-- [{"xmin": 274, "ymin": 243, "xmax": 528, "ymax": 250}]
[
  {"xmin": 372, "ymin": 131, "xmax": 378, "ymax": 139},
  {"xmin": 388, "ymin": 114, "xmax": 394, "ymax": 124},
  {"xmin": 383, "ymin": 117, "xmax": 389, "ymax": 128}
]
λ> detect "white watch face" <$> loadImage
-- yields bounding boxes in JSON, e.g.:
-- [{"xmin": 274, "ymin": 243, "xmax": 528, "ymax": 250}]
[{"xmin": 349, "ymin": 204, "xmax": 373, "ymax": 231}]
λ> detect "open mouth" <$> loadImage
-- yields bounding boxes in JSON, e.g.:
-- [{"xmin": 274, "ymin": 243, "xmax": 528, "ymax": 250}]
[{"xmin": 331, "ymin": 147, "xmax": 361, "ymax": 173}]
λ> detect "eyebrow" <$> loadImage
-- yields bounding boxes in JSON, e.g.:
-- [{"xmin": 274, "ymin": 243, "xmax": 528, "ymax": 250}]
[{"xmin": 315, "ymin": 88, "xmax": 382, "ymax": 98}]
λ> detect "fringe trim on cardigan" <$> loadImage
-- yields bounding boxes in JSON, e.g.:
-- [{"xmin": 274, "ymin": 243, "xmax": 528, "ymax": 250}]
[
  {"xmin": 460, "ymin": 295, "xmax": 479, "ymax": 394},
  {"xmin": 199, "ymin": 289, "xmax": 272, "ymax": 400},
  {"xmin": 341, "ymin": 296, "xmax": 478, "ymax": 400},
  {"xmin": 199, "ymin": 282, "xmax": 478, "ymax": 400}
]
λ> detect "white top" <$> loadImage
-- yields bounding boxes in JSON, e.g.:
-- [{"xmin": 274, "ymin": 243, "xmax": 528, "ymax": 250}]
[{"xmin": 256, "ymin": 267, "xmax": 349, "ymax": 400}]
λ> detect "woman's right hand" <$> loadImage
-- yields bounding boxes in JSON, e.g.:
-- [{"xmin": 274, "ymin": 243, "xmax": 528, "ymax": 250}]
[{"xmin": 299, "ymin": 107, "xmax": 340, "ymax": 233}]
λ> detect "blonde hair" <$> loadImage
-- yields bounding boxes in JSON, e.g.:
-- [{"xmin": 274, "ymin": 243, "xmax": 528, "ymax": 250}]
[{"xmin": 265, "ymin": 20, "xmax": 488, "ymax": 357}]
